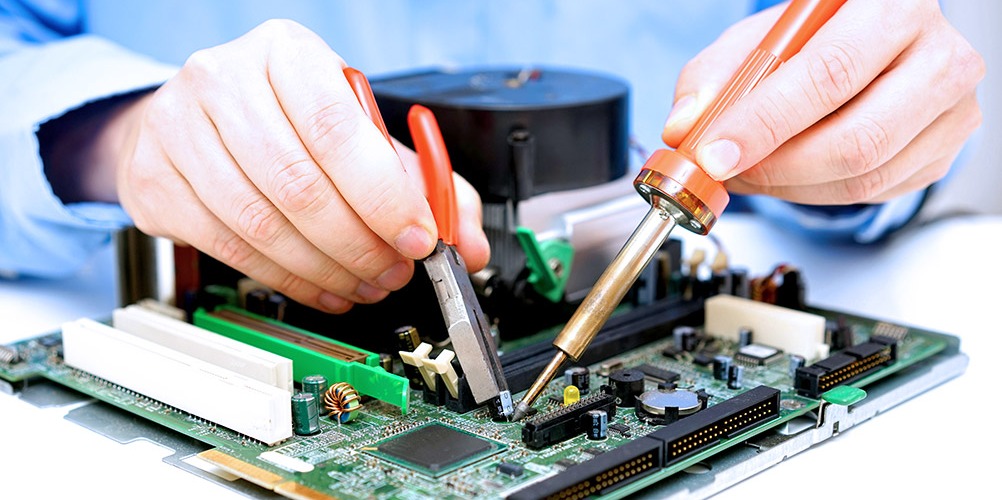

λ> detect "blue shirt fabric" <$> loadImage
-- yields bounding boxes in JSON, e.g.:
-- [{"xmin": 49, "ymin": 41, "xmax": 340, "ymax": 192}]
[{"xmin": 0, "ymin": 0, "xmax": 930, "ymax": 278}]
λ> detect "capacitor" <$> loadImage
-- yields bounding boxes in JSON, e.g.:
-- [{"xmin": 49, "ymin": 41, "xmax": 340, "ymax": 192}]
[
  {"xmin": 738, "ymin": 327, "xmax": 753, "ymax": 347},
  {"xmin": 563, "ymin": 385, "xmax": 581, "ymax": 406},
  {"xmin": 727, "ymin": 364, "xmax": 744, "ymax": 390},
  {"xmin": 712, "ymin": 356, "xmax": 732, "ymax": 381},
  {"xmin": 395, "ymin": 326, "xmax": 423, "ymax": 389},
  {"xmin": 672, "ymin": 326, "xmax": 699, "ymax": 352},
  {"xmin": 585, "ymin": 409, "xmax": 608, "ymax": 440},
  {"xmin": 379, "ymin": 353, "xmax": 394, "ymax": 373},
  {"xmin": 291, "ymin": 392, "xmax": 321, "ymax": 435},
  {"xmin": 789, "ymin": 354, "xmax": 806, "ymax": 377},
  {"xmin": 302, "ymin": 374, "xmax": 328, "ymax": 406},
  {"xmin": 730, "ymin": 268, "xmax": 750, "ymax": 298},
  {"xmin": 564, "ymin": 366, "xmax": 591, "ymax": 394},
  {"xmin": 608, "ymin": 369, "xmax": 645, "ymax": 407}
]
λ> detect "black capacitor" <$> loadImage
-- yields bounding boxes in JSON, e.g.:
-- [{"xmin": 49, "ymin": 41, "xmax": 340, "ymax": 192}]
[
  {"xmin": 395, "ymin": 326, "xmax": 423, "ymax": 389},
  {"xmin": 672, "ymin": 326, "xmax": 699, "ymax": 352},
  {"xmin": 265, "ymin": 293, "xmax": 287, "ymax": 320},
  {"xmin": 789, "ymin": 354, "xmax": 806, "ymax": 377},
  {"xmin": 585, "ymin": 409, "xmax": 608, "ymax": 440},
  {"xmin": 245, "ymin": 289, "xmax": 270, "ymax": 316},
  {"xmin": 727, "ymin": 364, "xmax": 744, "ymax": 390},
  {"xmin": 564, "ymin": 366, "xmax": 591, "ymax": 394},
  {"xmin": 302, "ymin": 374, "xmax": 328, "ymax": 407},
  {"xmin": 712, "ymin": 355, "xmax": 732, "ymax": 381},
  {"xmin": 608, "ymin": 369, "xmax": 645, "ymax": 407},
  {"xmin": 291, "ymin": 392, "xmax": 321, "ymax": 436},
  {"xmin": 738, "ymin": 327, "xmax": 753, "ymax": 347},
  {"xmin": 379, "ymin": 353, "xmax": 394, "ymax": 373}
]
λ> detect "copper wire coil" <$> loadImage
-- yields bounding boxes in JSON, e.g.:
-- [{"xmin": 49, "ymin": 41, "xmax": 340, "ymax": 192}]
[{"xmin": 323, "ymin": 382, "xmax": 362, "ymax": 423}]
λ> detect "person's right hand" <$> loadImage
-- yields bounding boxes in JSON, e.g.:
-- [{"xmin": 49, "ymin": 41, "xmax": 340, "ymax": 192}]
[{"xmin": 109, "ymin": 20, "xmax": 490, "ymax": 313}]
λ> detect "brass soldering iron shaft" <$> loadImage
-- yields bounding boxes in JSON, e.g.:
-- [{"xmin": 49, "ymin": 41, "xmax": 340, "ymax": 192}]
[{"xmin": 511, "ymin": 202, "xmax": 678, "ymax": 421}]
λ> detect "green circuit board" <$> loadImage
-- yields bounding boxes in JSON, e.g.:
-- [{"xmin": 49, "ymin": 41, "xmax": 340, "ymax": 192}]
[{"xmin": 0, "ymin": 306, "xmax": 953, "ymax": 500}]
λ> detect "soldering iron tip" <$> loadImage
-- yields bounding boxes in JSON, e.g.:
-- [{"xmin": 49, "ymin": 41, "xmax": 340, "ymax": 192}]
[{"xmin": 510, "ymin": 402, "xmax": 530, "ymax": 422}]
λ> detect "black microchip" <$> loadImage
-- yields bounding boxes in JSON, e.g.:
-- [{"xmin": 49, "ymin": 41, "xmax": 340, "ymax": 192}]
[
  {"xmin": 609, "ymin": 423, "xmax": 630, "ymax": 434},
  {"xmin": 548, "ymin": 394, "xmax": 564, "ymax": 404},
  {"xmin": 377, "ymin": 424, "xmax": 493, "ymax": 475},
  {"xmin": 636, "ymin": 363, "xmax": 680, "ymax": 383},
  {"xmin": 497, "ymin": 461, "xmax": 524, "ymax": 477},
  {"xmin": 735, "ymin": 344, "xmax": 784, "ymax": 366},
  {"xmin": 583, "ymin": 447, "xmax": 605, "ymax": 457},
  {"xmin": 692, "ymin": 352, "xmax": 714, "ymax": 366}
]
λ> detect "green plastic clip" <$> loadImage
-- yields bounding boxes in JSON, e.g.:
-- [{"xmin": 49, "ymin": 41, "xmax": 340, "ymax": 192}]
[
  {"xmin": 515, "ymin": 227, "xmax": 574, "ymax": 303},
  {"xmin": 821, "ymin": 386, "xmax": 867, "ymax": 406},
  {"xmin": 194, "ymin": 306, "xmax": 409, "ymax": 413}
]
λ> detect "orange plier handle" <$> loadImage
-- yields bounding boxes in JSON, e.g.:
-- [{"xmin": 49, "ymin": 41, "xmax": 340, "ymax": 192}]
[{"xmin": 343, "ymin": 67, "xmax": 458, "ymax": 247}]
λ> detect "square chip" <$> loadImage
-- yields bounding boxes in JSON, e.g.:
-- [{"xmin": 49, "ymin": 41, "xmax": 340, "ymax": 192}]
[
  {"xmin": 735, "ymin": 344, "xmax": 784, "ymax": 365},
  {"xmin": 369, "ymin": 424, "xmax": 504, "ymax": 477}
]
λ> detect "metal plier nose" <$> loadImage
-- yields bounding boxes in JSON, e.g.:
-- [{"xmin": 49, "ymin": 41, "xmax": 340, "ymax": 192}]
[{"xmin": 343, "ymin": 68, "xmax": 513, "ymax": 419}]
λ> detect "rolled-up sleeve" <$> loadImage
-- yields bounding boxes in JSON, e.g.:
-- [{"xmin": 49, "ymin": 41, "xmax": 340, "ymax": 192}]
[{"xmin": 1, "ymin": 0, "xmax": 176, "ymax": 278}]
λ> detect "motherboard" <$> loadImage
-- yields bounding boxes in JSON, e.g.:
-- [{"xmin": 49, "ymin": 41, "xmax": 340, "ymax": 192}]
[{"xmin": 0, "ymin": 278, "xmax": 961, "ymax": 499}]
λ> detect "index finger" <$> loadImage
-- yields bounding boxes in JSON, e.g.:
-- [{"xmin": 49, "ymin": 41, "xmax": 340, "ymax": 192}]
[
  {"xmin": 694, "ymin": 0, "xmax": 921, "ymax": 180},
  {"xmin": 266, "ymin": 25, "xmax": 438, "ymax": 260}
]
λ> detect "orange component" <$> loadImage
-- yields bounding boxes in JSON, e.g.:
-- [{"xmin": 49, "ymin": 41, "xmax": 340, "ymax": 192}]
[
  {"xmin": 408, "ymin": 105, "xmax": 458, "ymax": 247},
  {"xmin": 636, "ymin": 0, "xmax": 847, "ymax": 235},
  {"xmin": 343, "ymin": 67, "xmax": 393, "ymax": 146}
]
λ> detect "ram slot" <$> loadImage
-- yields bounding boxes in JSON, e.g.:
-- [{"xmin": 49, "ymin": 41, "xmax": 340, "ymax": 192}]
[
  {"xmin": 62, "ymin": 318, "xmax": 292, "ymax": 445},
  {"xmin": 194, "ymin": 307, "xmax": 410, "ymax": 413},
  {"xmin": 113, "ymin": 305, "xmax": 293, "ymax": 392},
  {"xmin": 646, "ymin": 385, "xmax": 780, "ymax": 466}
]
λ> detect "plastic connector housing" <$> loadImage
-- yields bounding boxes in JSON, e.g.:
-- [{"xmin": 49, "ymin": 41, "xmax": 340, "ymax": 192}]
[{"xmin": 62, "ymin": 318, "xmax": 292, "ymax": 445}]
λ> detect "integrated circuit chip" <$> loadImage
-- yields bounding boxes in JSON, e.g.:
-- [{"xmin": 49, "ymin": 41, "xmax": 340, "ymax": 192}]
[
  {"xmin": 735, "ymin": 344, "xmax": 784, "ymax": 366},
  {"xmin": 370, "ymin": 424, "xmax": 503, "ymax": 477}
]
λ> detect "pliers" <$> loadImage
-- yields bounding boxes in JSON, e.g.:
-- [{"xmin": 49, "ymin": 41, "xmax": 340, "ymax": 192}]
[{"xmin": 343, "ymin": 68, "xmax": 513, "ymax": 419}]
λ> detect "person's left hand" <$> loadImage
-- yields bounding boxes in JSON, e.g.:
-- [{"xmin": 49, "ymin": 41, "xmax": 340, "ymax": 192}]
[{"xmin": 662, "ymin": 0, "xmax": 985, "ymax": 205}]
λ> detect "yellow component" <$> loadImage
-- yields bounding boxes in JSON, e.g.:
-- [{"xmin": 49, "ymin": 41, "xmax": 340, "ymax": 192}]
[{"xmin": 563, "ymin": 385, "xmax": 580, "ymax": 405}]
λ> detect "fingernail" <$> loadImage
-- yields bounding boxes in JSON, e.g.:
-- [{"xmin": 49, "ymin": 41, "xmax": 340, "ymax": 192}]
[
  {"xmin": 663, "ymin": 95, "xmax": 697, "ymax": 131},
  {"xmin": 394, "ymin": 224, "xmax": 435, "ymax": 258},
  {"xmin": 698, "ymin": 139, "xmax": 741, "ymax": 179},
  {"xmin": 355, "ymin": 281, "xmax": 389, "ymax": 302},
  {"xmin": 318, "ymin": 292, "xmax": 352, "ymax": 313},
  {"xmin": 376, "ymin": 261, "xmax": 411, "ymax": 290}
]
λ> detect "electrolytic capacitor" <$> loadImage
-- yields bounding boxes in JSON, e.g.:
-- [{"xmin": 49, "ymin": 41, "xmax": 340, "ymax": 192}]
[
  {"xmin": 727, "ymin": 364, "xmax": 744, "ymax": 390},
  {"xmin": 673, "ymin": 326, "xmax": 699, "ymax": 352},
  {"xmin": 564, "ymin": 366, "xmax": 591, "ymax": 394},
  {"xmin": 712, "ymin": 355, "xmax": 732, "ymax": 381},
  {"xmin": 585, "ymin": 409, "xmax": 608, "ymax": 440},
  {"xmin": 738, "ymin": 327, "xmax": 753, "ymax": 347},
  {"xmin": 291, "ymin": 392, "xmax": 321, "ymax": 435},
  {"xmin": 302, "ymin": 374, "xmax": 328, "ymax": 406}
]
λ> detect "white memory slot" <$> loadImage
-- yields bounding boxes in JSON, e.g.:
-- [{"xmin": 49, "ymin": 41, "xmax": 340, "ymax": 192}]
[
  {"xmin": 62, "ymin": 318, "xmax": 292, "ymax": 445},
  {"xmin": 113, "ymin": 305, "xmax": 293, "ymax": 392}
]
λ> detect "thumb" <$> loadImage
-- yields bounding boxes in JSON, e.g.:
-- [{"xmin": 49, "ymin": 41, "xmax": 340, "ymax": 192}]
[{"xmin": 662, "ymin": 5, "xmax": 787, "ymax": 148}]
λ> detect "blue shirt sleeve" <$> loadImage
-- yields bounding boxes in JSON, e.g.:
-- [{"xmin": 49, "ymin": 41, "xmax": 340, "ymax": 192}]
[{"xmin": 0, "ymin": 1, "xmax": 176, "ymax": 278}]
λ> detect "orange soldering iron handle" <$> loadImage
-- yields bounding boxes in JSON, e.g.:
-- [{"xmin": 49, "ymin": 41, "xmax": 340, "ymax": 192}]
[
  {"xmin": 343, "ymin": 67, "xmax": 394, "ymax": 146},
  {"xmin": 635, "ymin": 0, "xmax": 847, "ymax": 235},
  {"xmin": 408, "ymin": 105, "xmax": 458, "ymax": 247}
]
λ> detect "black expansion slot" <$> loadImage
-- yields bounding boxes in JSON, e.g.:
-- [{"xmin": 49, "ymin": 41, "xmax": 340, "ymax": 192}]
[
  {"xmin": 502, "ymin": 299, "xmax": 703, "ymax": 394},
  {"xmin": 507, "ymin": 436, "xmax": 663, "ymax": 500},
  {"xmin": 507, "ymin": 386, "xmax": 780, "ymax": 500},
  {"xmin": 646, "ymin": 385, "xmax": 780, "ymax": 466},
  {"xmin": 794, "ymin": 338, "xmax": 897, "ymax": 398}
]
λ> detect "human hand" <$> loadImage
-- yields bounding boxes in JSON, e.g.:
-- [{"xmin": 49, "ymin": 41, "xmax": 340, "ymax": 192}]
[
  {"xmin": 109, "ymin": 20, "xmax": 489, "ymax": 313},
  {"xmin": 662, "ymin": 0, "xmax": 984, "ymax": 205}
]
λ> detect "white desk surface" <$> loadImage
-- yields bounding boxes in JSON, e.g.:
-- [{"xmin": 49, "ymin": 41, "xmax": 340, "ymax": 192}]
[{"xmin": 2, "ymin": 214, "xmax": 1000, "ymax": 499}]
